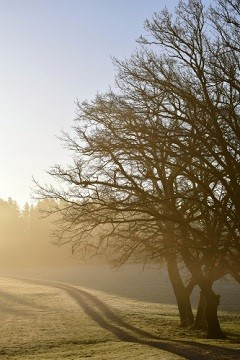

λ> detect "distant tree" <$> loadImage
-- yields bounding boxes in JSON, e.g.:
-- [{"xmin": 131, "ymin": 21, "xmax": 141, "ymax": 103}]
[
  {"xmin": 21, "ymin": 199, "xmax": 75, "ymax": 266},
  {"xmin": 35, "ymin": 0, "xmax": 239, "ymax": 339},
  {"xmin": 0, "ymin": 198, "xmax": 76, "ymax": 267},
  {"xmin": 0, "ymin": 198, "xmax": 24, "ymax": 265}
]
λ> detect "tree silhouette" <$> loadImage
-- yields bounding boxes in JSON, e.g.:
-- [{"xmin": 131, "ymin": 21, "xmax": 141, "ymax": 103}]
[{"xmin": 35, "ymin": 0, "xmax": 240, "ymax": 339}]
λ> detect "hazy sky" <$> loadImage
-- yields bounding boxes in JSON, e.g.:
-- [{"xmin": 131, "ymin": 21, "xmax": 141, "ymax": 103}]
[{"xmin": 0, "ymin": 0, "xmax": 209, "ymax": 207}]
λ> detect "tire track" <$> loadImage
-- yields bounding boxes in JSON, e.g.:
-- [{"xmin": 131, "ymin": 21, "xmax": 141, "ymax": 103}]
[{"xmin": 17, "ymin": 278, "xmax": 240, "ymax": 360}]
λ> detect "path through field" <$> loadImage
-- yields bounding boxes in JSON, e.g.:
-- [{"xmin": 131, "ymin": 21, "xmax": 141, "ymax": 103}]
[
  {"xmin": 0, "ymin": 279, "xmax": 240, "ymax": 360},
  {"xmin": 11, "ymin": 278, "xmax": 240, "ymax": 360}
]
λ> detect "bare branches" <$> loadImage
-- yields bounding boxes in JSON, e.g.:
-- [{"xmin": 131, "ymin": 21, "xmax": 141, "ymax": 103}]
[{"xmin": 34, "ymin": 1, "xmax": 240, "ymax": 285}]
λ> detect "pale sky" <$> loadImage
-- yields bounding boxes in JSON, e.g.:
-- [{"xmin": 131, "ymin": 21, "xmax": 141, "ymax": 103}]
[{"xmin": 0, "ymin": 0, "xmax": 208, "ymax": 207}]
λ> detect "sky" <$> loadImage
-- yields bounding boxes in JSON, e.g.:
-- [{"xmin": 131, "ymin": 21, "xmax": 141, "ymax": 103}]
[{"xmin": 0, "ymin": 0, "xmax": 209, "ymax": 207}]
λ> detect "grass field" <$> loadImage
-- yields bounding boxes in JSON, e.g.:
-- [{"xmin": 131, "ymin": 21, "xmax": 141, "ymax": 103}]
[{"xmin": 0, "ymin": 277, "xmax": 239, "ymax": 360}]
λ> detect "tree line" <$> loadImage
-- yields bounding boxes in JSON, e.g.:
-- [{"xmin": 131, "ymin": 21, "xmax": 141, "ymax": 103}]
[
  {"xmin": 35, "ymin": 0, "xmax": 240, "ymax": 339},
  {"xmin": 0, "ymin": 198, "xmax": 75, "ymax": 267}
]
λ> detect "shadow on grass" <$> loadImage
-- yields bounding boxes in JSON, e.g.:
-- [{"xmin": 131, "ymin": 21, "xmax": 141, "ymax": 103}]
[
  {"xmin": 17, "ymin": 278, "xmax": 240, "ymax": 360},
  {"xmin": 0, "ymin": 288, "xmax": 47, "ymax": 317}
]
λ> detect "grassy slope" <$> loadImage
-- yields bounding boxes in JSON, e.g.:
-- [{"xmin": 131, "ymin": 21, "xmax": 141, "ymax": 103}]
[{"xmin": 0, "ymin": 277, "xmax": 239, "ymax": 360}]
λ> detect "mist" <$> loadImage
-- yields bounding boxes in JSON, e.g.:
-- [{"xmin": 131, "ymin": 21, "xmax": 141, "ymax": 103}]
[
  {"xmin": 0, "ymin": 197, "xmax": 77, "ymax": 267},
  {"xmin": 0, "ymin": 197, "xmax": 239, "ymax": 314}
]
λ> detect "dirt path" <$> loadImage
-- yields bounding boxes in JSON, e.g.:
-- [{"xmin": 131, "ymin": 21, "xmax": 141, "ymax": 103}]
[{"xmin": 19, "ymin": 278, "xmax": 240, "ymax": 360}]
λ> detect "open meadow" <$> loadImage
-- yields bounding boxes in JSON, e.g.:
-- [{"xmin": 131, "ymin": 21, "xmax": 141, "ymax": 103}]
[
  {"xmin": 0, "ymin": 1, "xmax": 240, "ymax": 358},
  {"xmin": 0, "ymin": 277, "xmax": 239, "ymax": 360}
]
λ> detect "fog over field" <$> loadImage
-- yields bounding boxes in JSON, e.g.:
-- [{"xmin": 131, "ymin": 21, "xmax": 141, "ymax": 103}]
[
  {"xmin": 0, "ymin": 197, "xmax": 238, "ymax": 313},
  {"xmin": 0, "ymin": 0, "xmax": 240, "ymax": 356},
  {"xmin": 0, "ymin": 265, "xmax": 239, "ymax": 313}
]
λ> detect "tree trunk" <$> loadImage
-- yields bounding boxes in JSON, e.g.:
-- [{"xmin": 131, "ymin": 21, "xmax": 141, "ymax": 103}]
[
  {"xmin": 204, "ymin": 289, "xmax": 226, "ymax": 339},
  {"xmin": 193, "ymin": 290, "xmax": 207, "ymax": 330},
  {"xmin": 166, "ymin": 255, "xmax": 194, "ymax": 327},
  {"xmin": 180, "ymin": 249, "xmax": 226, "ymax": 338}
]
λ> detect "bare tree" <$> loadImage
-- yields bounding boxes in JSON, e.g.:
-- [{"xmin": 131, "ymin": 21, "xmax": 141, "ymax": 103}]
[{"xmin": 35, "ymin": 0, "xmax": 239, "ymax": 339}]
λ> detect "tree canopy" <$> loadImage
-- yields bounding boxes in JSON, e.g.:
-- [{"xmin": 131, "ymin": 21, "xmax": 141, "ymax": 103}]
[{"xmin": 35, "ymin": 0, "xmax": 240, "ymax": 339}]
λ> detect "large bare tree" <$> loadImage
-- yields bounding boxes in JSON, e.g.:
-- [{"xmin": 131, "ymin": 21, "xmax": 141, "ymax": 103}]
[{"xmin": 36, "ymin": 0, "xmax": 239, "ymax": 339}]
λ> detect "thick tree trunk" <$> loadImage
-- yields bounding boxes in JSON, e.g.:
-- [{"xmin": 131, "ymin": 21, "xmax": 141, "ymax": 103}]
[
  {"xmin": 204, "ymin": 289, "xmax": 226, "ymax": 339},
  {"xmin": 166, "ymin": 255, "xmax": 194, "ymax": 327},
  {"xmin": 175, "ymin": 290, "xmax": 194, "ymax": 327},
  {"xmin": 180, "ymin": 250, "xmax": 226, "ymax": 338},
  {"xmin": 193, "ymin": 290, "xmax": 207, "ymax": 330}
]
